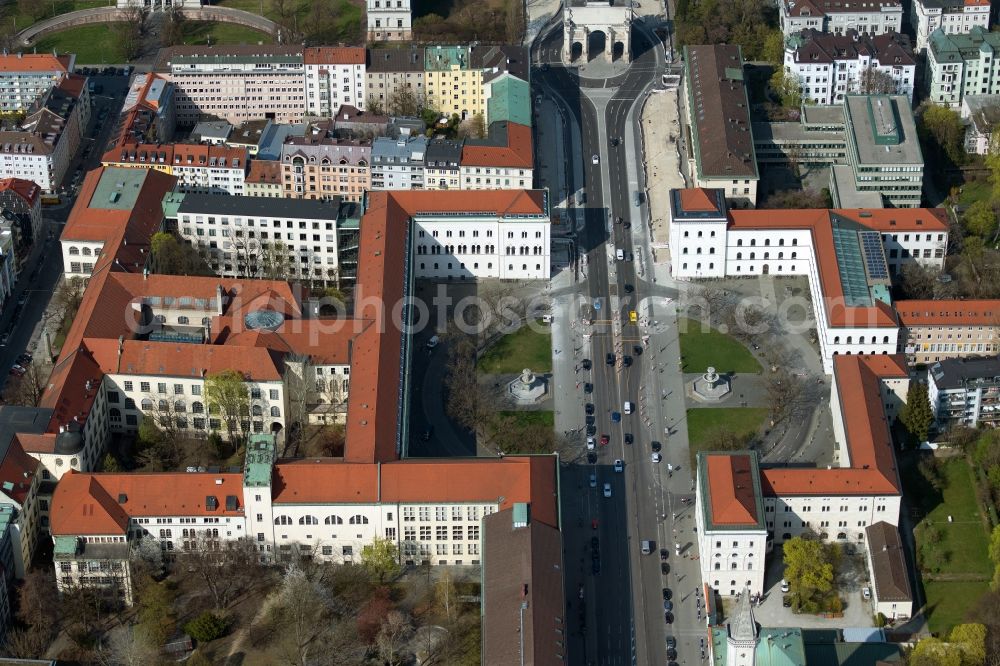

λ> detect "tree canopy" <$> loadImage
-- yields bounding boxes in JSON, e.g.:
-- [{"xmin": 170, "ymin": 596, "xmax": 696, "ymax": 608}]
[{"xmin": 900, "ymin": 381, "xmax": 934, "ymax": 445}]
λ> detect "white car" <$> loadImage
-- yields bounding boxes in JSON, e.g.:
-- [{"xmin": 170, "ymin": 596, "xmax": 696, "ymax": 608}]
[
  {"xmin": 651, "ymin": 452, "xmax": 662, "ymax": 463},
  {"xmin": 587, "ymin": 437, "xmax": 596, "ymax": 450},
  {"xmin": 592, "ymin": 154, "xmax": 599, "ymax": 165},
  {"xmin": 589, "ymin": 473, "xmax": 597, "ymax": 488},
  {"xmin": 862, "ymin": 586, "xmax": 871, "ymax": 600},
  {"xmin": 603, "ymin": 483, "xmax": 612, "ymax": 498},
  {"xmin": 614, "ymin": 459, "xmax": 624, "ymax": 473},
  {"xmin": 781, "ymin": 580, "xmax": 790, "ymax": 593}
]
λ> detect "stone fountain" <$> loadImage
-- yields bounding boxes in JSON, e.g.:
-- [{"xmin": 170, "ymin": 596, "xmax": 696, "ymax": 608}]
[
  {"xmin": 508, "ymin": 368, "xmax": 548, "ymax": 405},
  {"xmin": 690, "ymin": 366, "xmax": 732, "ymax": 402}
]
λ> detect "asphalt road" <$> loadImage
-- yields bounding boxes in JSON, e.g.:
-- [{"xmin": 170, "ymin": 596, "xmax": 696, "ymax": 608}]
[{"xmin": 534, "ymin": 20, "xmax": 675, "ymax": 666}]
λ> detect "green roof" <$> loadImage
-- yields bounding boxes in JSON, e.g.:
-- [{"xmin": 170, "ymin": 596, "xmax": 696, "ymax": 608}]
[
  {"xmin": 161, "ymin": 192, "xmax": 185, "ymax": 220},
  {"xmin": 758, "ymin": 628, "xmax": 807, "ymax": 666},
  {"xmin": 425, "ymin": 45, "xmax": 471, "ymax": 71},
  {"xmin": 53, "ymin": 535, "xmax": 78, "ymax": 557},
  {"xmin": 831, "ymin": 217, "xmax": 873, "ymax": 308},
  {"xmin": 488, "ymin": 75, "xmax": 531, "ymax": 127},
  {"xmin": 243, "ymin": 434, "xmax": 276, "ymax": 488},
  {"xmin": 90, "ymin": 167, "xmax": 152, "ymax": 211}
]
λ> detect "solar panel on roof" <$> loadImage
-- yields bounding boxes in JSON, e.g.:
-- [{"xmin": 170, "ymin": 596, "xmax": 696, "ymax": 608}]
[{"xmin": 859, "ymin": 230, "xmax": 890, "ymax": 283}]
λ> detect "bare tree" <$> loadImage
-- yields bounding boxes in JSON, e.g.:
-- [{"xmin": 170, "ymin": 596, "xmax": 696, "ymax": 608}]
[
  {"xmin": 387, "ymin": 86, "xmax": 423, "ymax": 117},
  {"xmin": 98, "ymin": 625, "xmax": 158, "ymax": 666},
  {"xmin": 375, "ymin": 611, "xmax": 413, "ymax": 666},
  {"xmin": 159, "ymin": 6, "xmax": 186, "ymax": 47},
  {"xmin": 856, "ymin": 66, "xmax": 897, "ymax": 95},
  {"xmin": 115, "ymin": 6, "xmax": 148, "ymax": 62},
  {"xmin": 180, "ymin": 536, "xmax": 262, "ymax": 610},
  {"xmin": 4, "ymin": 363, "xmax": 47, "ymax": 407},
  {"xmin": 765, "ymin": 368, "xmax": 805, "ymax": 424},
  {"xmin": 435, "ymin": 569, "xmax": 458, "ymax": 623},
  {"xmin": 264, "ymin": 565, "xmax": 336, "ymax": 666}
]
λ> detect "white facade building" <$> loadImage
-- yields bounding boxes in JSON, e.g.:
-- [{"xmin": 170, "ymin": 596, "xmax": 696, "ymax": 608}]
[
  {"xmin": 303, "ymin": 48, "xmax": 367, "ymax": 117},
  {"xmin": 371, "ymin": 132, "xmax": 427, "ymax": 190},
  {"xmin": 913, "ymin": 0, "xmax": 991, "ymax": 53},
  {"xmin": 366, "ymin": 0, "xmax": 412, "ymax": 40},
  {"xmin": 0, "ymin": 53, "xmax": 74, "ymax": 113},
  {"xmin": 926, "ymin": 26, "xmax": 1000, "ymax": 108},
  {"xmin": 778, "ymin": 0, "xmax": 903, "ymax": 38}
]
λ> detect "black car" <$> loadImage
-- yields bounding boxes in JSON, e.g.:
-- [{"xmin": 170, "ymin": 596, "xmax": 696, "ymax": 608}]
[
  {"xmin": 651, "ymin": 441, "xmax": 662, "ymax": 452},
  {"xmin": 585, "ymin": 415, "xmax": 596, "ymax": 426},
  {"xmin": 660, "ymin": 548, "xmax": 668, "ymax": 561},
  {"xmin": 623, "ymin": 284, "xmax": 634, "ymax": 294},
  {"xmin": 591, "ymin": 536, "xmax": 599, "ymax": 550},
  {"xmin": 783, "ymin": 596, "xmax": 792, "ymax": 608},
  {"xmin": 585, "ymin": 403, "xmax": 595, "ymax": 415},
  {"xmin": 622, "ymin": 355, "xmax": 632, "ymax": 367},
  {"xmin": 661, "ymin": 562, "xmax": 669, "ymax": 575},
  {"xmin": 624, "ymin": 433, "xmax": 634, "ymax": 445},
  {"xmin": 584, "ymin": 382, "xmax": 593, "ymax": 394},
  {"xmin": 667, "ymin": 648, "xmax": 678, "ymax": 660},
  {"xmin": 587, "ymin": 452, "xmax": 597, "ymax": 464},
  {"xmin": 664, "ymin": 612, "xmax": 673, "ymax": 624},
  {"xmin": 633, "ymin": 345, "xmax": 643, "ymax": 356},
  {"xmin": 606, "ymin": 353, "xmax": 615, "ymax": 366},
  {"xmin": 663, "ymin": 589, "xmax": 673, "ymax": 602},
  {"xmin": 586, "ymin": 424, "xmax": 597, "ymax": 436},
  {"xmin": 664, "ymin": 600, "xmax": 673, "ymax": 611},
  {"xmin": 611, "ymin": 137, "xmax": 620, "ymax": 147},
  {"xmin": 623, "ymin": 221, "xmax": 632, "ymax": 229},
  {"xmin": 582, "ymin": 358, "xmax": 592, "ymax": 370},
  {"xmin": 16, "ymin": 353, "xmax": 31, "ymax": 366}
]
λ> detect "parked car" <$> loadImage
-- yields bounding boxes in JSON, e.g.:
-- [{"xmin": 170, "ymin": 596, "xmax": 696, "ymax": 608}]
[
  {"xmin": 862, "ymin": 587, "xmax": 871, "ymax": 600},
  {"xmin": 585, "ymin": 403, "xmax": 595, "ymax": 415},
  {"xmin": 614, "ymin": 459, "xmax": 623, "ymax": 473},
  {"xmin": 606, "ymin": 353, "xmax": 615, "ymax": 365},
  {"xmin": 9, "ymin": 364, "xmax": 26, "ymax": 377},
  {"xmin": 602, "ymin": 483, "xmax": 612, "ymax": 498},
  {"xmin": 624, "ymin": 433, "xmax": 634, "ymax": 445},
  {"xmin": 633, "ymin": 345, "xmax": 643, "ymax": 356},
  {"xmin": 663, "ymin": 589, "xmax": 673, "ymax": 602},
  {"xmin": 781, "ymin": 580, "xmax": 790, "ymax": 593},
  {"xmin": 16, "ymin": 353, "xmax": 31, "ymax": 366},
  {"xmin": 652, "ymin": 452, "xmax": 662, "ymax": 463},
  {"xmin": 651, "ymin": 441, "xmax": 662, "ymax": 452},
  {"xmin": 582, "ymin": 358, "xmax": 592, "ymax": 370},
  {"xmin": 584, "ymin": 382, "xmax": 593, "ymax": 394}
]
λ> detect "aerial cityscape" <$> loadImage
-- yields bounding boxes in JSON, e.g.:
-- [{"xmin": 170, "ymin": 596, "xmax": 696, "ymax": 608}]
[{"xmin": 0, "ymin": 0, "xmax": 997, "ymax": 663}]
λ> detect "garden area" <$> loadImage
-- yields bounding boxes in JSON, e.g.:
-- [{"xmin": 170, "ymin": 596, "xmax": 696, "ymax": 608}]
[
  {"xmin": 477, "ymin": 323, "xmax": 552, "ymax": 375},
  {"xmin": 216, "ymin": 0, "xmax": 362, "ymax": 45},
  {"xmin": 677, "ymin": 317, "xmax": 761, "ymax": 375},
  {"xmin": 685, "ymin": 407, "xmax": 768, "ymax": 466}
]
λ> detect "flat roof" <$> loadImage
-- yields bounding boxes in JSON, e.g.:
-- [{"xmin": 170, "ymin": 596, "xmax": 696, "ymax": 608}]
[
  {"xmin": 845, "ymin": 95, "xmax": 922, "ymax": 166},
  {"xmin": 89, "ymin": 167, "xmax": 153, "ymax": 211},
  {"xmin": 176, "ymin": 192, "xmax": 343, "ymax": 219},
  {"xmin": 830, "ymin": 164, "xmax": 884, "ymax": 209}
]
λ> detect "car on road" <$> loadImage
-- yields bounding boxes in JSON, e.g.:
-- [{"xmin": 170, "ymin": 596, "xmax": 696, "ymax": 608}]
[
  {"xmin": 589, "ymin": 473, "xmax": 597, "ymax": 488},
  {"xmin": 0, "ymin": 332, "xmax": 9, "ymax": 346},
  {"xmin": 592, "ymin": 154, "xmax": 599, "ymax": 164},
  {"xmin": 629, "ymin": 310, "xmax": 637, "ymax": 324},
  {"xmin": 623, "ymin": 283, "xmax": 634, "ymax": 294},
  {"xmin": 623, "ymin": 401, "xmax": 633, "ymax": 415},
  {"xmin": 664, "ymin": 600, "xmax": 673, "ymax": 611},
  {"xmin": 623, "ymin": 220, "xmax": 631, "ymax": 229},
  {"xmin": 584, "ymin": 382, "xmax": 593, "ymax": 394},
  {"xmin": 661, "ymin": 562, "xmax": 669, "ymax": 575},
  {"xmin": 666, "ymin": 648, "xmax": 678, "ymax": 660},
  {"xmin": 587, "ymin": 437, "xmax": 596, "ymax": 450},
  {"xmin": 425, "ymin": 335, "xmax": 439, "ymax": 350},
  {"xmin": 862, "ymin": 586, "xmax": 871, "ymax": 600},
  {"xmin": 664, "ymin": 612, "xmax": 673, "ymax": 624},
  {"xmin": 585, "ymin": 415, "xmax": 596, "ymax": 426},
  {"xmin": 606, "ymin": 352, "xmax": 615, "ymax": 365},
  {"xmin": 624, "ymin": 433, "xmax": 633, "ymax": 445},
  {"xmin": 633, "ymin": 345, "xmax": 643, "ymax": 356},
  {"xmin": 663, "ymin": 589, "xmax": 673, "ymax": 601},
  {"xmin": 613, "ymin": 459, "xmax": 623, "ymax": 472},
  {"xmin": 587, "ymin": 452, "xmax": 597, "ymax": 464},
  {"xmin": 16, "ymin": 293, "xmax": 27, "ymax": 306},
  {"xmin": 651, "ymin": 452, "xmax": 662, "ymax": 463},
  {"xmin": 591, "ymin": 536, "xmax": 599, "ymax": 550},
  {"xmin": 602, "ymin": 483, "xmax": 612, "ymax": 498},
  {"xmin": 660, "ymin": 548, "xmax": 668, "ymax": 560},
  {"xmin": 586, "ymin": 424, "xmax": 597, "ymax": 436},
  {"xmin": 599, "ymin": 434, "xmax": 610, "ymax": 446},
  {"xmin": 666, "ymin": 635, "xmax": 676, "ymax": 648},
  {"xmin": 16, "ymin": 353, "xmax": 31, "ymax": 366},
  {"xmin": 9, "ymin": 365, "xmax": 26, "ymax": 377},
  {"xmin": 614, "ymin": 215, "xmax": 623, "ymax": 225},
  {"xmin": 611, "ymin": 137, "xmax": 620, "ymax": 147},
  {"xmin": 651, "ymin": 440, "xmax": 661, "ymax": 452},
  {"xmin": 611, "ymin": 411, "xmax": 621, "ymax": 423},
  {"xmin": 585, "ymin": 403, "xmax": 595, "ymax": 415},
  {"xmin": 622, "ymin": 355, "xmax": 632, "ymax": 367},
  {"xmin": 592, "ymin": 558, "xmax": 600, "ymax": 574},
  {"xmin": 582, "ymin": 358, "xmax": 592, "ymax": 370},
  {"xmin": 781, "ymin": 579, "xmax": 790, "ymax": 593}
]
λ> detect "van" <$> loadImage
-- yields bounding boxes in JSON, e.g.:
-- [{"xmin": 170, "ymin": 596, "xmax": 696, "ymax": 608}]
[
  {"xmin": 624, "ymin": 401, "xmax": 634, "ymax": 415},
  {"xmin": 634, "ymin": 191, "xmax": 644, "ymax": 206},
  {"xmin": 616, "ymin": 248, "xmax": 625, "ymax": 261},
  {"xmin": 641, "ymin": 540, "xmax": 653, "ymax": 555},
  {"xmin": 576, "ymin": 191, "xmax": 586, "ymax": 205}
]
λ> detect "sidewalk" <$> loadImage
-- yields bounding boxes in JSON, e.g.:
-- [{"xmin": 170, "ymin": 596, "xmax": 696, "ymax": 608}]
[
  {"xmin": 550, "ymin": 270, "xmax": 589, "ymax": 461},
  {"xmin": 639, "ymin": 87, "xmax": 686, "ymax": 264}
]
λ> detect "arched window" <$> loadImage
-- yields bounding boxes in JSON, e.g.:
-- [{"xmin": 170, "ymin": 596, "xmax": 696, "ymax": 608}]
[
  {"xmin": 141, "ymin": 398, "xmax": 153, "ymax": 410},
  {"xmin": 348, "ymin": 515, "xmax": 369, "ymax": 525},
  {"xmin": 270, "ymin": 406, "xmax": 281, "ymax": 417},
  {"xmin": 252, "ymin": 405, "xmax": 263, "ymax": 416},
  {"xmin": 325, "ymin": 515, "xmax": 343, "ymax": 525},
  {"xmin": 69, "ymin": 246, "xmax": 80, "ymax": 255},
  {"xmin": 174, "ymin": 400, "xmax": 186, "ymax": 413},
  {"xmin": 737, "ymin": 239, "xmax": 743, "ymax": 246},
  {"xmin": 834, "ymin": 336, "xmax": 840, "ymax": 344},
  {"xmin": 82, "ymin": 247, "xmax": 92, "ymax": 256},
  {"xmin": 192, "ymin": 402, "xmax": 204, "ymax": 413},
  {"xmin": 178, "ymin": 316, "xmax": 189, "ymax": 325},
  {"xmin": 274, "ymin": 515, "xmax": 292, "ymax": 525},
  {"xmin": 158, "ymin": 399, "xmax": 168, "ymax": 411},
  {"xmin": 737, "ymin": 253, "xmax": 742, "ymax": 260},
  {"xmin": 883, "ymin": 336, "xmax": 889, "ymax": 344},
  {"xmin": 846, "ymin": 336, "xmax": 853, "ymax": 344},
  {"xmin": 299, "ymin": 515, "xmax": 318, "ymax": 525}
]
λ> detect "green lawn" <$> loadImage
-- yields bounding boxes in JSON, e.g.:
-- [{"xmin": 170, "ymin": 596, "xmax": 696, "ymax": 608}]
[
  {"xmin": 497, "ymin": 410, "xmax": 554, "ymax": 427},
  {"xmin": 923, "ymin": 580, "xmax": 991, "ymax": 636},
  {"xmin": 478, "ymin": 325, "xmax": 552, "ymax": 375},
  {"xmin": 685, "ymin": 407, "xmax": 768, "ymax": 464},
  {"xmin": 215, "ymin": 0, "xmax": 362, "ymax": 42},
  {"xmin": 2, "ymin": 0, "xmax": 112, "ymax": 37},
  {"xmin": 677, "ymin": 317, "xmax": 761, "ymax": 375},
  {"xmin": 956, "ymin": 178, "xmax": 991, "ymax": 209},
  {"xmin": 33, "ymin": 21, "xmax": 270, "ymax": 63}
]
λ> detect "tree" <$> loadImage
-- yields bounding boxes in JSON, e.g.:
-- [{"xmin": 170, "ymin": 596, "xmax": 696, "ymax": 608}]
[
  {"xmin": 898, "ymin": 262, "xmax": 938, "ymax": 300},
  {"xmin": 99, "ymin": 625, "xmax": 158, "ymax": 666},
  {"xmin": 115, "ymin": 5, "xmax": 148, "ymax": 62},
  {"xmin": 362, "ymin": 536, "xmax": 401, "ymax": 584},
  {"xmin": 762, "ymin": 29, "xmax": 785, "ymax": 65},
  {"xmin": 160, "ymin": 6, "xmax": 186, "ymax": 47},
  {"xmin": 4, "ymin": 363, "xmax": 46, "ymax": 407},
  {"xmin": 17, "ymin": 0, "xmax": 47, "ymax": 21},
  {"xmin": 150, "ymin": 231, "xmax": 212, "ymax": 276},
  {"xmin": 783, "ymin": 537, "xmax": 837, "ymax": 610},
  {"xmin": 130, "ymin": 536, "xmax": 165, "ymax": 581},
  {"xmin": 766, "ymin": 369, "xmax": 804, "ymax": 424},
  {"xmin": 900, "ymin": 381, "xmax": 934, "ymax": 444},
  {"xmin": 770, "ymin": 69, "xmax": 802, "ymax": 109},
  {"xmin": 909, "ymin": 637, "xmax": 964, "ymax": 666},
  {"xmin": 136, "ymin": 577, "xmax": 176, "ymax": 648},
  {"xmin": 102, "ymin": 452, "xmax": 122, "ymax": 472},
  {"xmin": 963, "ymin": 200, "xmax": 998, "ymax": 239},
  {"xmin": 180, "ymin": 536, "xmax": 262, "ymax": 610},
  {"xmin": 184, "ymin": 611, "xmax": 229, "ymax": 643},
  {"xmin": 265, "ymin": 566, "xmax": 335, "ymax": 666},
  {"xmin": 205, "ymin": 370, "xmax": 250, "ymax": 448},
  {"xmin": 989, "ymin": 525, "xmax": 1000, "ymax": 591},
  {"xmin": 357, "ymin": 586, "xmax": 394, "ymax": 643},
  {"xmin": 375, "ymin": 610, "xmax": 413, "ymax": 666},
  {"xmin": 367, "ymin": 95, "xmax": 385, "ymax": 116},
  {"xmin": 950, "ymin": 623, "xmax": 987, "ymax": 666},
  {"xmin": 54, "ymin": 276, "xmax": 84, "ymax": 316},
  {"xmin": 857, "ymin": 66, "xmax": 897, "ymax": 95},
  {"xmin": 435, "ymin": 569, "xmax": 458, "ymax": 622},
  {"xmin": 919, "ymin": 103, "xmax": 966, "ymax": 168},
  {"xmin": 387, "ymin": 86, "xmax": 422, "ymax": 117}
]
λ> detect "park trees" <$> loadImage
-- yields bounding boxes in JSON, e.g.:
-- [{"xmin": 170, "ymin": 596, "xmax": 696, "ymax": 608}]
[
  {"xmin": 361, "ymin": 536, "xmax": 401, "ymax": 584},
  {"xmin": 900, "ymin": 381, "xmax": 934, "ymax": 445},
  {"xmin": 783, "ymin": 536, "xmax": 840, "ymax": 612},
  {"xmin": 918, "ymin": 103, "xmax": 966, "ymax": 169}
]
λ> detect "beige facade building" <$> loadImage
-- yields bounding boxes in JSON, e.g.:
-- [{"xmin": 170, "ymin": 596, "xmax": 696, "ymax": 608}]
[
  {"xmin": 365, "ymin": 47, "xmax": 426, "ymax": 113},
  {"xmin": 896, "ymin": 299, "xmax": 1000, "ymax": 365},
  {"xmin": 280, "ymin": 135, "xmax": 371, "ymax": 203}
]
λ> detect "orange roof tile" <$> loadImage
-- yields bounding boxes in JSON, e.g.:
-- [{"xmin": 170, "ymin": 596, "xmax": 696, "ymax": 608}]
[
  {"xmin": 0, "ymin": 53, "xmax": 70, "ymax": 73},
  {"xmin": 760, "ymin": 355, "xmax": 904, "ymax": 497},
  {"xmin": 56, "ymin": 73, "xmax": 87, "ymax": 100},
  {"xmin": 246, "ymin": 159, "xmax": 281, "ymax": 184},
  {"xmin": 303, "ymin": 47, "xmax": 366, "ymax": 65},
  {"xmin": 51, "ymin": 471, "xmax": 244, "ymax": 536},
  {"xmin": 679, "ymin": 188, "xmax": 720, "ymax": 213},
  {"xmin": 461, "ymin": 123, "xmax": 533, "ymax": 169},
  {"xmin": 0, "ymin": 437, "xmax": 37, "ymax": 505},
  {"xmin": 896, "ymin": 299, "xmax": 1000, "ymax": 327},
  {"xmin": 88, "ymin": 338, "xmax": 284, "ymax": 382},
  {"xmin": 271, "ymin": 461, "xmax": 380, "ymax": 504},
  {"xmin": 103, "ymin": 143, "xmax": 247, "ymax": 170},
  {"xmin": 705, "ymin": 454, "xmax": 760, "ymax": 526},
  {"xmin": 0, "ymin": 178, "xmax": 40, "ymax": 206}
]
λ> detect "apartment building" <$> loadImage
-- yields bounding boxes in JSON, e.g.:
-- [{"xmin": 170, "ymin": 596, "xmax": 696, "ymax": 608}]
[
  {"xmin": 0, "ymin": 53, "xmax": 74, "ymax": 113},
  {"xmin": 864, "ymin": 521, "xmax": 914, "ymax": 620},
  {"xmin": 366, "ymin": 0, "xmax": 412, "ymax": 40},
  {"xmin": 778, "ymin": 0, "xmax": 903, "ymax": 38},
  {"xmin": 371, "ymin": 132, "xmax": 427, "ymax": 190},
  {"xmin": 962, "ymin": 94, "xmax": 1000, "ymax": 154},
  {"xmin": 154, "ymin": 46, "xmax": 306, "ymax": 126},
  {"xmin": 896, "ymin": 299, "xmax": 1000, "ymax": 364},
  {"xmin": 366, "ymin": 47, "xmax": 425, "ymax": 113},
  {"xmin": 424, "ymin": 138, "xmax": 462, "ymax": 190},
  {"xmin": 912, "ymin": 0, "xmax": 991, "ymax": 53},
  {"xmin": 424, "ymin": 46, "xmax": 483, "ymax": 119},
  {"xmin": 174, "ymin": 193, "xmax": 356, "ymax": 283},
  {"xmin": 927, "ymin": 26, "xmax": 1000, "ymax": 107},
  {"xmin": 928, "ymin": 356, "xmax": 1000, "ymax": 427},
  {"xmin": 698, "ymin": 354, "xmax": 909, "ymax": 599},
  {"xmin": 0, "ymin": 177, "xmax": 42, "ymax": 251},
  {"xmin": 280, "ymin": 134, "xmax": 371, "ymax": 203},
  {"xmin": 101, "ymin": 143, "xmax": 247, "ymax": 196},
  {"xmin": 0, "ymin": 86, "xmax": 84, "ymax": 193},
  {"xmin": 460, "ymin": 121, "xmax": 533, "ymax": 191},
  {"xmin": 303, "ymin": 47, "xmax": 367, "ymax": 118},
  {"xmin": 668, "ymin": 188, "xmax": 947, "ymax": 371},
  {"xmin": 110, "ymin": 73, "xmax": 176, "ymax": 149},
  {"xmin": 683, "ymin": 45, "xmax": 758, "ymax": 209},
  {"xmin": 245, "ymin": 160, "xmax": 282, "ymax": 197},
  {"xmin": 784, "ymin": 29, "xmax": 916, "ymax": 106},
  {"xmin": 475, "ymin": 45, "xmax": 531, "ymax": 126}
]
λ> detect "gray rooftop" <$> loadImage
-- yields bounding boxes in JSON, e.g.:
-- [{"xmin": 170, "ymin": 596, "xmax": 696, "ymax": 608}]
[
  {"xmin": 177, "ymin": 193, "xmax": 343, "ymax": 220},
  {"xmin": 845, "ymin": 95, "xmax": 922, "ymax": 167},
  {"xmin": 830, "ymin": 164, "xmax": 884, "ymax": 209},
  {"xmin": 425, "ymin": 138, "xmax": 463, "ymax": 166},
  {"xmin": 802, "ymin": 104, "xmax": 846, "ymax": 128},
  {"xmin": 192, "ymin": 121, "xmax": 233, "ymax": 141},
  {"xmin": 964, "ymin": 94, "xmax": 1000, "ymax": 133},
  {"xmin": 930, "ymin": 356, "xmax": 1000, "ymax": 390},
  {"xmin": 0, "ymin": 405, "xmax": 52, "ymax": 465},
  {"xmin": 367, "ymin": 47, "xmax": 425, "ymax": 72},
  {"xmin": 372, "ymin": 134, "xmax": 428, "ymax": 164}
]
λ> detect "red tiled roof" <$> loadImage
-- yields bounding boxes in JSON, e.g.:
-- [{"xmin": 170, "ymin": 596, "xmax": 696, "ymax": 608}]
[
  {"xmin": 895, "ymin": 299, "xmax": 1000, "ymax": 327},
  {"xmin": 0, "ymin": 53, "xmax": 70, "ymax": 73},
  {"xmin": 0, "ymin": 178, "xmax": 40, "ymax": 206},
  {"xmin": 103, "ymin": 143, "xmax": 247, "ymax": 170},
  {"xmin": 705, "ymin": 454, "xmax": 759, "ymax": 526},
  {"xmin": 0, "ymin": 437, "xmax": 37, "ymax": 505},
  {"xmin": 87, "ymin": 338, "xmax": 284, "ymax": 382},
  {"xmin": 679, "ymin": 188, "xmax": 720, "ymax": 212},
  {"xmin": 14, "ymin": 432, "xmax": 57, "ymax": 455},
  {"xmin": 246, "ymin": 159, "xmax": 281, "ymax": 184},
  {"xmin": 303, "ymin": 47, "xmax": 366, "ymax": 65},
  {"xmin": 461, "ymin": 123, "xmax": 533, "ymax": 168},
  {"xmin": 761, "ymin": 355, "xmax": 904, "ymax": 497},
  {"xmin": 271, "ymin": 461, "xmax": 380, "ymax": 504},
  {"xmin": 56, "ymin": 73, "xmax": 87, "ymax": 100},
  {"xmin": 50, "ymin": 470, "xmax": 244, "ymax": 536}
]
